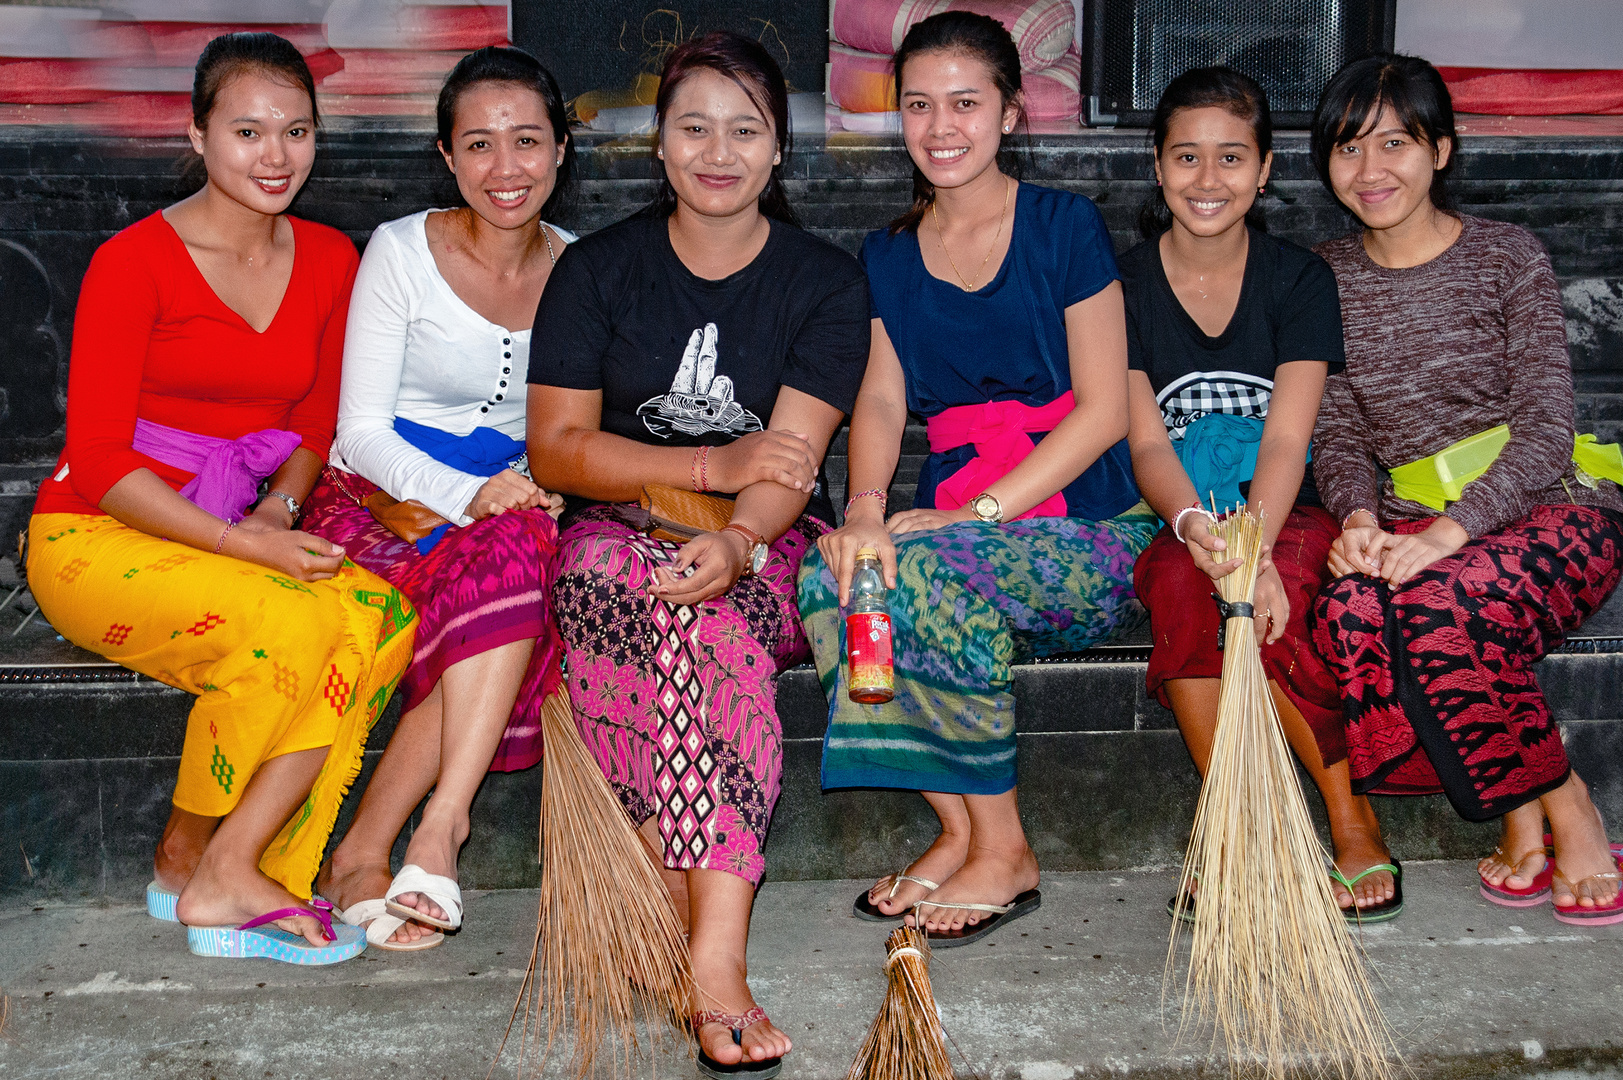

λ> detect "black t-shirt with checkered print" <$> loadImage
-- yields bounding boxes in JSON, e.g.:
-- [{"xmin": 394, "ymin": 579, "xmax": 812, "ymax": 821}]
[{"xmin": 1121, "ymin": 227, "xmax": 1345, "ymax": 442}]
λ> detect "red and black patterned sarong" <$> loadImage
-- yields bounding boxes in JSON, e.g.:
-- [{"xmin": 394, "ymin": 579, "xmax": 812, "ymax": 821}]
[{"xmin": 1311, "ymin": 503, "xmax": 1623, "ymax": 820}]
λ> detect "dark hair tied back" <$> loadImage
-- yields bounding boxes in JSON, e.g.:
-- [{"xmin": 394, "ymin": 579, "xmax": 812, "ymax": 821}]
[
  {"xmin": 182, "ymin": 32, "xmax": 318, "ymax": 189},
  {"xmin": 889, "ymin": 11, "xmax": 1024, "ymax": 234},
  {"xmin": 654, "ymin": 32, "xmax": 798, "ymax": 227},
  {"xmin": 1138, "ymin": 67, "xmax": 1272, "ymax": 239},
  {"xmin": 1310, "ymin": 53, "xmax": 1457, "ymax": 212},
  {"xmin": 192, "ymin": 31, "xmax": 317, "ymax": 130},
  {"xmin": 436, "ymin": 46, "xmax": 576, "ymax": 221}
]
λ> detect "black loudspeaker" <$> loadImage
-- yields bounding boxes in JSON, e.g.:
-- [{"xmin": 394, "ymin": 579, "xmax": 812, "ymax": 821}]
[{"xmin": 1080, "ymin": 0, "xmax": 1396, "ymax": 128}]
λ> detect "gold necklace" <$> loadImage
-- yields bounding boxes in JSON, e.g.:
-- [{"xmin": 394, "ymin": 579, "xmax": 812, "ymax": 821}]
[
  {"xmin": 540, "ymin": 222, "xmax": 557, "ymax": 265},
  {"xmin": 932, "ymin": 176, "xmax": 1012, "ymax": 291}
]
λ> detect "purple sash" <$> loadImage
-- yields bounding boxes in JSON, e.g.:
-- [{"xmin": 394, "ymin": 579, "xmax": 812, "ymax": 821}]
[{"xmin": 131, "ymin": 418, "xmax": 302, "ymax": 523}]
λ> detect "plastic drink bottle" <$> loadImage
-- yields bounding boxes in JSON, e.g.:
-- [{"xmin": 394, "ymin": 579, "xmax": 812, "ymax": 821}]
[{"xmin": 846, "ymin": 546, "xmax": 895, "ymax": 704}]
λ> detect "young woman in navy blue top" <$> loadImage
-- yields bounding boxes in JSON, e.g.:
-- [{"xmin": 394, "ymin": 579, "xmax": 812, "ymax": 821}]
[{"xmin": 799, "ymin": 12, "xmax": 1157, "ymax": 946}]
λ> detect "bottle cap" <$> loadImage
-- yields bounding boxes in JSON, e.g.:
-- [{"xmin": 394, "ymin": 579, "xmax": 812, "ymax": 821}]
[{"xmin": 856, "ymin": 546, "xmax": 878, "ymax": 558}]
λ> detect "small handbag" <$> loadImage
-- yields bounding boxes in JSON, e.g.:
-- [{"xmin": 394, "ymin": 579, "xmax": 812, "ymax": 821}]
[
  {"xmin": 328, "ymin": 468, "xmax": 452, "ymax": 545},
  {"xmin": 638, "ymin": 483, "xmax": 733, "ymax": 543}
]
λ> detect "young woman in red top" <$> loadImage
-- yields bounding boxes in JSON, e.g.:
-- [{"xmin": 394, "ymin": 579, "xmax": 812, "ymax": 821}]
[{"xmin": 27, "ymin": 33, "xmax": 415, "ymax": 964}]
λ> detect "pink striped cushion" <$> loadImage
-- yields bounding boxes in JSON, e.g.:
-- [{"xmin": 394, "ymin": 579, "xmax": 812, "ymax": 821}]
[
  {"xmin": 831, "ymin": 0, "xmax": 1075, "ymax": 72},
  {"xmin": 829, "ymin": 42, "xmax": 1078, "ymax": 121}
]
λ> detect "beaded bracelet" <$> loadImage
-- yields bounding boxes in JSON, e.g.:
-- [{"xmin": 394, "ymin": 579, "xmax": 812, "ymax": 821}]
[
  {"xmin": 845, "ymin": 488, "xmax": 887, "ymax": 516},
  {"xmin": 1172, "ymin": 504, "xmax": 1215, "ymax": 543},
  {"xmin": 1341, "ymin": 507, "xmax": 1376, "ymax": 530},
  {"xmin": 213, "ymin": 520, "xmax": 235, "ymax": 555}
]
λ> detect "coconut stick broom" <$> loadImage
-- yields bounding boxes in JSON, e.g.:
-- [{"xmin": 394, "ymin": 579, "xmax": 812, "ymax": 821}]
[
  {"xmin": 845, "ymin": 925, "xmax": 957, "ymax": 1080},
  {"xmin": 1166, "ymin": 509, "xmax": 1397, "ymax": 1080},
  {"xmin": 500, "ymin": 687, "xmax": 694, "ymax": 1079}
]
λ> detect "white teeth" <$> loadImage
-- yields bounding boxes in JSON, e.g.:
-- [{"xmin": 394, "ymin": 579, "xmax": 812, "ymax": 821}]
[
  {"xmin": 1191, "ymin": 199, "xmax": 1225, "ymax": 210},
  {"xmin": 928, "ymin": 148, "xmax": 968, "ymax": 160},
  {"xmin": 490, "ymin": 189, "xmax": 529, "ymax": 201},
  {"xmin": 253, "ymin": 178, "xmax": 288, "ymax": 190}
]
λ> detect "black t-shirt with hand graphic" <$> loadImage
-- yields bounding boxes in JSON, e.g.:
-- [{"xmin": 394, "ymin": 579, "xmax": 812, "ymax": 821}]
[{"xmin": 529, "ymin": 206, "xmax": 871, "ymax": 526}]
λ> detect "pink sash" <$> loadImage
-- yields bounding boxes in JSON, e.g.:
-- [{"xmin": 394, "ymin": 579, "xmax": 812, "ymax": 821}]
[{"xmin": 925, "ymin": 395, "xmax": 1075, "ymax": 520}]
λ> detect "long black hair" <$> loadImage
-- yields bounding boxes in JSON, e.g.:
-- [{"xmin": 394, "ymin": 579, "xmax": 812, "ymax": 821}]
[
  {"xmin": 1310, "ymin": 53, "xmax": 1457, "ymax": 211},
  {"xmin": 889, "ymin": 10, "xmax": 1025, "ymax": 234},
  {"xmin": 653, "ymin": 31, "xmax": 798, "ymax": 226},
  {"xmin": 1137, "ymin": 66, "xmax": 1272, "ymax": 239},
  {"xmin": 436, "ymin": 46, "xmax": 576, "ymax": 221}
]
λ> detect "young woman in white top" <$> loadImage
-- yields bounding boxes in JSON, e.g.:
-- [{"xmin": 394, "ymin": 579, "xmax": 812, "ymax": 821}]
[{"xmin": 302, "ymin": 46, "xmax": 573, "ymax": 949}]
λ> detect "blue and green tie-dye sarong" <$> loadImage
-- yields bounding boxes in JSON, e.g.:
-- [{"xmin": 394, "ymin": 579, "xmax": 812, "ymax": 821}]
[{"xmin": 797, "ymin": 504, "xmax": 1158, "ymax": 795}]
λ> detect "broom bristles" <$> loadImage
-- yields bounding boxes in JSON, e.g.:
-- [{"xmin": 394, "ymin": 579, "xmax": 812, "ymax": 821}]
[
  {"xmin": 501, "ymin": 688, "xmax": 694, "ymax": 1080},
  {"xmin": 845, "ymin": 925, "xmax": 955, "ymax": 1080},
  {"xmin": 1166, "ymin": 510, "xmax": 1399, "ymax": 1080}
]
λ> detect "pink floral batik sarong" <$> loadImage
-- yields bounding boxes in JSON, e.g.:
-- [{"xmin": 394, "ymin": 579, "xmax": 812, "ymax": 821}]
[
  {"xmin": 301, "ymin": 466, "xmax": 563, "ymax": 772},
  {"xmin": 550, "ymin": 504, "xmax": 826, "ymax": 886}
]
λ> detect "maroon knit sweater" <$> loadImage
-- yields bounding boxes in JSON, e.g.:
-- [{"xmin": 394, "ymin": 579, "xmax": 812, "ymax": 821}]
[{"xmin": 1312, "ymin": 215, "xmax": 1623, "ymax": 538}]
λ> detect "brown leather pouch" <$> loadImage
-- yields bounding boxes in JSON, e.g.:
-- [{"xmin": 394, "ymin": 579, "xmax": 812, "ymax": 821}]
[
  {"xmin": 638, "ymin": 483, "xmax": 733, "ymax": 543},
  {"xmin": 365, "ymin": 490, "xmax": 452, "ymax": 544}
]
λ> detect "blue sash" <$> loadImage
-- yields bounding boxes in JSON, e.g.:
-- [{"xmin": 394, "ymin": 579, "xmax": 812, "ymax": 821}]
[
  {"xmin": 394, "ymin": 417, "xmax": 525, "ymax": 553},
  {"xmin": 1174, "ymin": 414, "xmax": 1309, "ymax": 514}
]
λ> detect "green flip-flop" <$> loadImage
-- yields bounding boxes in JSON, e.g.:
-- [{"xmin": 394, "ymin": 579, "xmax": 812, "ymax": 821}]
[{"xmin": 1332, "ymin": 859, "xmax": 1404, "ymax": 924}]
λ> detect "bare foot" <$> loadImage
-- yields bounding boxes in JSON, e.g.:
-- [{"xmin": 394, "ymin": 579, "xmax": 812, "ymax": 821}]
[
  {"xmin": 1477, "ymin": 800, "xmax": 1547, "ymax": 892},
  {"xmin": 691, "ymin": 953, "xmax": 791, "ymax": 1065},
  {"xmin": 869, "ymin": 827, "xmax": 970, "ymax": 917},
  {"xmin": 909, "ymin": 844, "xmax": 1039, "ymax": 934},
  {"xmin": 317, "ymin": 853, "xmax": 436, "ymax": 947},
  {"xmin": 1548, "ymin": 774, "xmax": 1620, "ymax": 911},
  {"xmin": 1330, "ymin": 824, "xmax": 1397, "ymax": 910},
  {"xmin": 152, "ymin": 808, "xmax": 218, "ymax": 894},
  {"xmin": 176, "ymin": 854, "xmax": 331, "ymax": 947},
  {"xmin": 388, "ymin": 807, "xmax": 466, "ymax": 925}
]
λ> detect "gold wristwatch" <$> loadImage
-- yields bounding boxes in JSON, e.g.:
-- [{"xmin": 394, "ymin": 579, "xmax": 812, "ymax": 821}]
[{"xmin": 968, "ymin": 492, "xmax": 1004, "ymax": 523}]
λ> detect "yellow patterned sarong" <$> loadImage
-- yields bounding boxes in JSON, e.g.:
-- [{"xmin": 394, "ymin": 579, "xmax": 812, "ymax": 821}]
[{"xmin": 28, "ymin": 513, "xmax": 417, "ymax": 897}]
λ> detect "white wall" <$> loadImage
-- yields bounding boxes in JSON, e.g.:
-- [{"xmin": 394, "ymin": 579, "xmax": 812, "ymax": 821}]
[{"xmin": 1395, "ymin": 0, "xmax": 1623, "ymax": 69}]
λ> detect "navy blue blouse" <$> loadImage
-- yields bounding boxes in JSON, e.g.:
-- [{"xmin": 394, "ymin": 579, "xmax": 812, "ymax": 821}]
[{"xmin": 861, "ymin": 183, "xmax": 1141, "ymax": 519}]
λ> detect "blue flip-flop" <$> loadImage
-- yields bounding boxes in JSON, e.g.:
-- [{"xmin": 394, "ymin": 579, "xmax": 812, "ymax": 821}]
[
  {"xmin": 186, "ymin": 896, "xmax": 366, "ymax": 965},
  {"xmin": 146, "ymin": 880, "xmax": 180, "ymax": 923}
]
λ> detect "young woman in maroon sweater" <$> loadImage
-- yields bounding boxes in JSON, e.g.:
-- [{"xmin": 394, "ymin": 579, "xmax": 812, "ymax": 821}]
[{"xmin": 1309, "ymin": 54, "xmax": 1623, "ymax": 923}]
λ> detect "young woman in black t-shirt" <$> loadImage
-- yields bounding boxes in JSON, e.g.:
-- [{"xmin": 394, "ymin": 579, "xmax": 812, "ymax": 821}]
[
  {"xmin": 527, "ymin": 32, "xmax": 869, "ymax": 1075},
  {"xmin": 1121, "ymin": 68, "xmax": 1400, "ymax": 920}
]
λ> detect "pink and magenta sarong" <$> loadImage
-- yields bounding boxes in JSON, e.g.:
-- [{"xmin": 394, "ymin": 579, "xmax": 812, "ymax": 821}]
[
  {"xmin": 300, "ymin": 466, "xmax": 562, "ymax": 772},
  {"xmin": 1312, "ymin": 504, "xmax": 1623, "ymax": 820},
  {"xmin": 550, "ymin": 504, "xmax": 827, "ymax": 886}
]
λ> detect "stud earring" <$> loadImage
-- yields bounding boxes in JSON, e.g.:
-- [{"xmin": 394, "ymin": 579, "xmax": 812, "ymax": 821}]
[
  {"xmin": 1003, "ymin": 125, "xmax": 1011, "ymax": 133},
  {"xmin": 1257, "ymin": 184, "xmax": 1266, "ymax": 195}
]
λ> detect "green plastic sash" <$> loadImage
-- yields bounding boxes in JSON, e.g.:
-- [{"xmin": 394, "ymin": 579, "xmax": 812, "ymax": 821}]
[{"xmin": 1389, "ymin": 424, "xmax": 1623, "ymax": 512}]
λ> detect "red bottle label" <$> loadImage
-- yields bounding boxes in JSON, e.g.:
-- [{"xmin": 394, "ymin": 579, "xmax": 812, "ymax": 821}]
[{"xmin": 846, "ymin": 610, "xmax": 894, "ymax": 703}]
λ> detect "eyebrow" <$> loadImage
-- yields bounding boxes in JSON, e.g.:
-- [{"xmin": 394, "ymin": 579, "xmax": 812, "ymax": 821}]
[
  {"xmin": 229, "ymin": 116, "xmax": 311, "ymax": 126},
  {"xmin": 460, "ymin": 124, "xmax": 548, "ymax": 136},
  {"xmin": 1169, "ymin": 140, "xmax": 1252, "ymax": 149},
  {"xmin": 901, "ymin": 87, "xmax": 982, "ymax": 97},
  {"xmin": 674, "ymin": 111, "xmax": 763, "ymax": 124}
]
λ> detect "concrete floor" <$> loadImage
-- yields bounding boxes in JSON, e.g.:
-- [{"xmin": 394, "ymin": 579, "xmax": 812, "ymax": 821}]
[{"xmin": 1, "ymin": 863, "xmax": 1621, "ymax": 1079}]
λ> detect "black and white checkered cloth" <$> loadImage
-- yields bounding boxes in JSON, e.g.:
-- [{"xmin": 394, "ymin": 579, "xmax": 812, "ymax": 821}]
[{"xmin": 1157, "ymin": 370, "xmax": 1273, "ymax": 440}]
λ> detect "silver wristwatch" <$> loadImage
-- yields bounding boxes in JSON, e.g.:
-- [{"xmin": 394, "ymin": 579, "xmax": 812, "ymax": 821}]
[
  {"xmin": 262, "ymin": 490, "xmax": 300, "ymax": 518},
  {"xmin": 968, "ymin": 492, "xmax": 1004, "ymax": 523}
]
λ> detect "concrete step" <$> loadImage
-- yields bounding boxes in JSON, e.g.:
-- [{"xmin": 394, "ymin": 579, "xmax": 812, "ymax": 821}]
[
  {"xmin": 5, "ymin": 617, "xmax": 1623, "ymax": 901},
  {"xmin": 2, "ymin": 868, "xmax": 1620, "ymax": 1079}
]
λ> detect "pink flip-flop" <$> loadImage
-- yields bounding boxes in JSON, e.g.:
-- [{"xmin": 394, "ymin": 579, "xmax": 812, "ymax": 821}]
[
  {"xmin": 1552, "ymin": 849, "xmax": 1623, "ymax": 926},
  {"xmin": 1479, "ymin": 847, "xmax": 1554, "ymax": 907}
]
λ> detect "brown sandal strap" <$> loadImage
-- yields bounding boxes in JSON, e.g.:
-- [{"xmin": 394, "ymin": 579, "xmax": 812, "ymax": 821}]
[{"xmin": 692, "ymin": 1006, "xmax": 768, "ymax": 1033}]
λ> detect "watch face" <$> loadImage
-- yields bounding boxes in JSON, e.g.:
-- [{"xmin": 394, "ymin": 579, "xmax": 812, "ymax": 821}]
[
  {"xmin": 971, "ymin": 494, "xmax": 1000, "ymax": 521},
  {"xmin": 750, "ymin": 542, "xmax": 769, "ymax": 575}
]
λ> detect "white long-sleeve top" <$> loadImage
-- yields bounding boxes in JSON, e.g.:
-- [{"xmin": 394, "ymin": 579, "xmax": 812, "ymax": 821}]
[{"xmin": 330, "ymin": 209, "xmax": 576, "ymax": 524}]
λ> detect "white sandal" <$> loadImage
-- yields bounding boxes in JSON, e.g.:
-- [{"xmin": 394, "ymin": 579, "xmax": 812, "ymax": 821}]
[
  {"xmin": 383, "ymin": 864, "xmax": 463, "ymax": 931},
  {"xmin": 338, "ymin": 897, "xmax": 444, "ymax": 951},
  {"xmin": 853, "ymin": 870, "xmax": 940, "ymax": 922}
]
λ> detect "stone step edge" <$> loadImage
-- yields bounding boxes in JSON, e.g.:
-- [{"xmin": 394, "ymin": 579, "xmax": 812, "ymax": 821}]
[{"xmin": 6, "ymin": 636, "xmax": 1623, "ymax": 686}]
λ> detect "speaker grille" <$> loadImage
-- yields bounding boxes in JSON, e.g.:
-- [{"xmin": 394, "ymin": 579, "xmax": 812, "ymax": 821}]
[{"xmin": 1091, "ymin": 0, "xmax": 1393, "ymax": 122}]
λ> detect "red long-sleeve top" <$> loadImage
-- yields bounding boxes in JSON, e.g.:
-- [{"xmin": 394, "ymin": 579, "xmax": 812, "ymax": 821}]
[{"xmin": 34, "ymin": 211, "xmax": 360, "ymax": 518}]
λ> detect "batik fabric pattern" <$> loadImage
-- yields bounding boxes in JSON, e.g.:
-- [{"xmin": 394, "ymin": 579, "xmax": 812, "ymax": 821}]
[
  {"xmin": 1135, "ymin": 504, "xmax": 1347, "ymax": 766},
  {"xmin": 1312, "ymin": 504, "xmax": 1623, "ymax": 820},
  {"xmin": 28, "ymin": 513, "xmax": 416, "ymax": 897},
  {"xmin": 300, "ymin": 467, "xmax": 562, "ymax": 771},
  {"xmin": 551, "ymin": 504, "xmax": 826, "ymax": 886},
  {"xmin": 801, "ymin": 505, "xmax": 1159, "ymax": 795}
]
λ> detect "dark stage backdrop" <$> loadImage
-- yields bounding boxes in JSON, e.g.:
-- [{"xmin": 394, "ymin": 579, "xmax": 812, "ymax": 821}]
[{"xmin": 514, "ymin": 1, "xmax": 831, "ymax": 103}]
